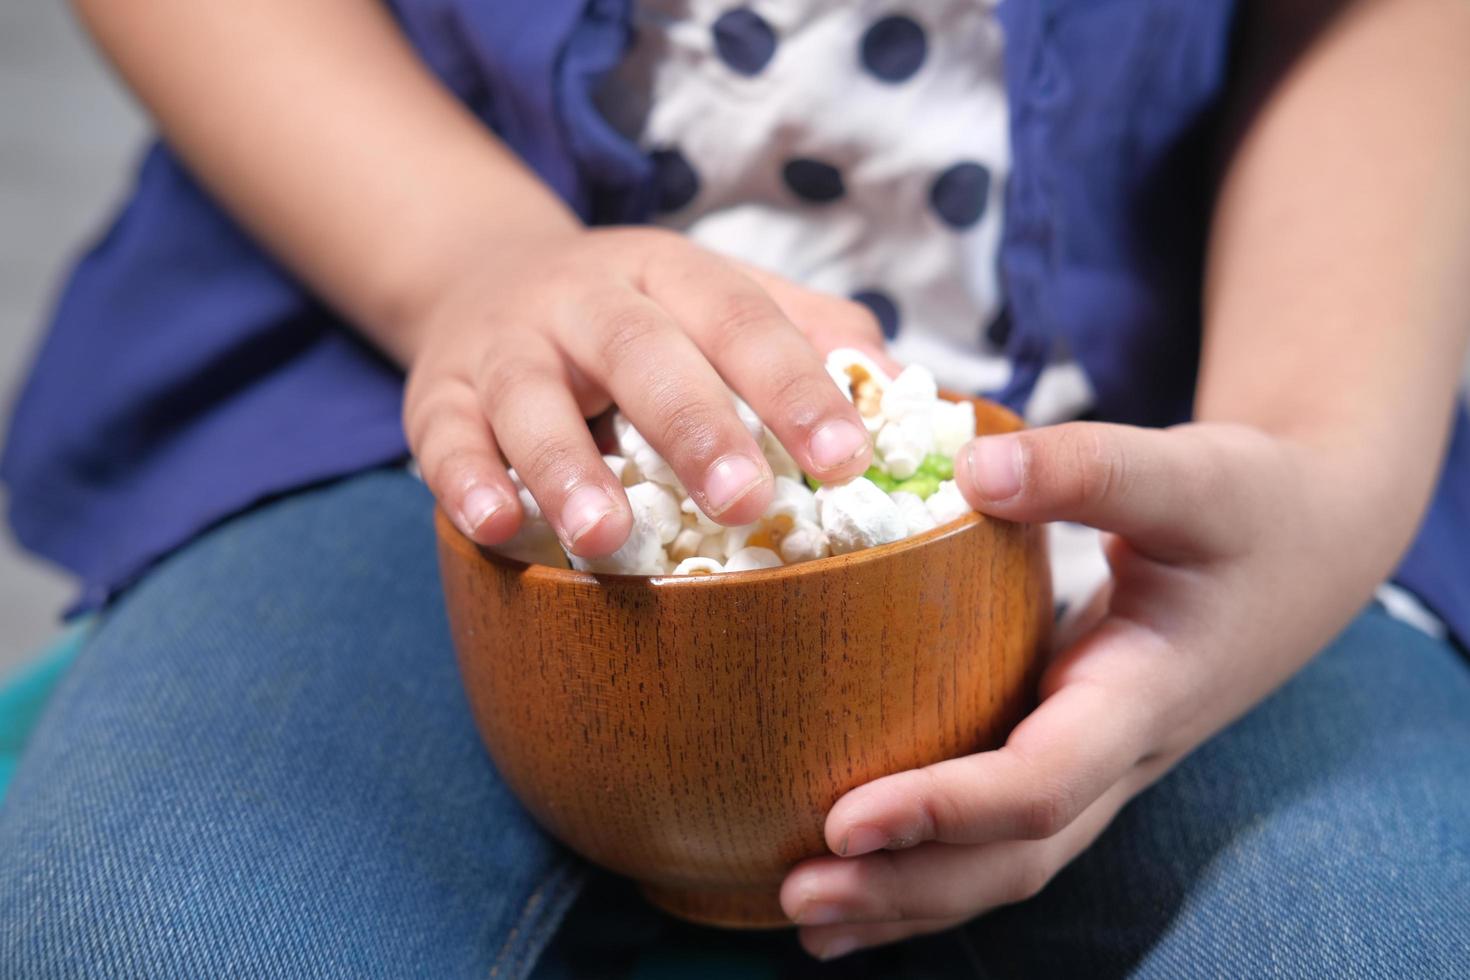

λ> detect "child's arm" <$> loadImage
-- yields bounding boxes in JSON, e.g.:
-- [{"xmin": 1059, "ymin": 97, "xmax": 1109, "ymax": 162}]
[
  {"xmin": 73, "ymin": 0, "xmax": 881, "ymax": 553},
  {"xmin": 782, "ymin": 0, "xmax": 1470, "ymax": 955}
]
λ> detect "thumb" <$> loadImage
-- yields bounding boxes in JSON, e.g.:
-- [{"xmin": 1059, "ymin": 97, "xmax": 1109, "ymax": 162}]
[{"xmin": 956, "ymin": 422, "xmax": 1231, "ymax": 561}]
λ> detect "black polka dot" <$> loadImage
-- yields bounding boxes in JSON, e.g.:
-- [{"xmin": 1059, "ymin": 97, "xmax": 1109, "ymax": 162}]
[
  {"xmin": 650, "ymin": 147, "xmax": 699, "ymax": 213},
  {"xmin": 851, "ymin": 290, "xmax": 901, "ymax": 339},
  {"xmin": 782, "ymin": 158, "xmax": 845, "ymax": 204},
  {"xmin": 929, "ymin": 162, "xmax": 991, "ymax": 229},
  {"xmin": 860, "ymin": 15, "xmax": 927, "ymax": 83},
  {"xmin": 985, "ymin": 307, "xmax": 1012, "ymax": 349},
  {"xmin": 713, "ymin": 8, "xmax": 777, "ymax": 77}
]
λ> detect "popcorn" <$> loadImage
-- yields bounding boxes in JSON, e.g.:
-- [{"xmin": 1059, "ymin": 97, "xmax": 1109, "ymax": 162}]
[
  {"xmin": 625, "ymin": 481, "xmax": 682, "ymax": 545},
  {"xmin": 613, "ymin": 413, "xmax": 680, "ymax": 489},
  {"xmin": 490, "ymin": 352, "xmax": 981, "ymax": 575},
  {"xmin": 680, "ymin": 495, "xmax": 723, "ymax": 533},
  {"xmin": 826, "ymin": 348, "xmax": 891, "ymax": 420},
  {"xmin": 926, "ymin": 480, "xmax": 972, "ymax": 526},
  {"xmin": 723, "ymin": 547, "xmax": 783, "ymax": 572},
  {"xmin": 761, "ymin": 429, "xmax": 804, "ymax": 482},
  {"xmin": 567, "ymin": 480, "xmax": 675, "ymax": 575},
  {"xmin": 881, "ymin": 364, "xmax": 939, "ymax": 422},
  {"xmin": 891, "ymin": 491, "xmax": 938, "ymax": 537},
  {"xmin": 672, "ymin": 557, "xmax": 724, "ymax": 576},
  {"xmin": 669, "ymin": 527, "xmax": 704, "ymax": 563},
  {"xmin": 570, "ymin": 518, "xmax": 669, "ymax": 575},
  {"xmin": 819, "ymin": 477, "xmax": 907, "ymax": 555},
  {"xmin": 778, "ymin": 519, "xmax": 830, "ymax": 563},
  {"xmin": 493, "ymin": 470, "xmax": 570, "ymax": 569},
  {"xmin": 875, "ymin": 414, "xmax": 936, "ymax": 480},
  {"xmin": 767, "ymin": 476, "xmax": 818, "ymax": 525},
  {"xmin": 930, "ymin": 399, "xmax": 977, "ymax": 458},
  {"xmin": 602, "ymin": 454, "xmax": 630, "ymax": 485}
]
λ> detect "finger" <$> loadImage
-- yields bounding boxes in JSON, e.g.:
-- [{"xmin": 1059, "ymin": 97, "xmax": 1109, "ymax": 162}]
[
  {"xmin": 731, "ymin": 262, "xmax": 903, "ymax": 372},
  {"xmin": 477, "ymin": 344, "xmax": 632, "ymax": 557},
  {"xmin": 553, "ymin": 288, "xmax": 774, "ymax": 525},
  {"xmin": 796, "ymin": 916, "xmax": 966, "ymax": 961},
  {"xmin": 955, "ymin": 422, "xmax": 1239, "ymax": 561},
  {"xmin": 785, "ymin": 767, "xmax": 1144, "ymax": 929},
  {"xmin": 643, "ymin": 249, "xmax": 875, "ymax": 483},
  {"xmin": 404, "ymin": 375, "xmax": 522, "ymax": 545},
  {"xmin": 822, "ymin": 631, "xmax": 1160, "ymax": 854}
]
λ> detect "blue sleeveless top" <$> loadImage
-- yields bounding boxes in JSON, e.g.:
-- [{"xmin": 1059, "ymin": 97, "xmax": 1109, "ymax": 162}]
[{"xmin": 5, "ymin": 0, "xmax": 1467, "ymax": 643}]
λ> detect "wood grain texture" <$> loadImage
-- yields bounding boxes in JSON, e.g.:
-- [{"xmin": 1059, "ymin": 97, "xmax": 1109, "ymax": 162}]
[{"xmin": 436, "ymin": 398, "xmax": 1051, "ymax": 928}]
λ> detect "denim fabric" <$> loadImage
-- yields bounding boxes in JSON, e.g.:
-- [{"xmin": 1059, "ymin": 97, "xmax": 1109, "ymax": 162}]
[
  {"xmin": 536, "ymin": 609, "xmax": 1470, "ymax": 978},
  {"xmin": 0, "ymin": 470, "xmax": 584, "ymax": 978},
  {"xmin": 3, "ymin": 470, "xmax": 1468, "ymax": 977}
]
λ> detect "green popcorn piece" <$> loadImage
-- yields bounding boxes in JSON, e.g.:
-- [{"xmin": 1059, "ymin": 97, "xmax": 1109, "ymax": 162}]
[
  {"xmin": 918, "ymin": 452, "xmax": 954, "ymax": 481},
  {"xmin": 893, "ymin": 474, "xmax": 941, "ymax": 499},
  {"xmin": 805, "ymin": 474, "xmax": 822, "ymax": 492}
]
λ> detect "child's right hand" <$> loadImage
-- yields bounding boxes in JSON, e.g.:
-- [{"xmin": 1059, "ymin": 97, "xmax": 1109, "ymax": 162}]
[{"xmin": 403, "ymin": 227, "xmax": 887, "ymax": 556}]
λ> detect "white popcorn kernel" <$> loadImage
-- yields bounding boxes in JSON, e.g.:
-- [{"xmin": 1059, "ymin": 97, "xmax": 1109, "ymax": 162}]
[
  {"xmin": 722, "ymin": 521, "xmax": 760, "ymax": 557},
  {"xmin": 766, "ymin": 476, "xmax": 818, "ymax": 525},
  {"xmin": 602, "ymin": 454, "xmax": 629, "ymax": 484},
  {"xmin": 891, "ymin": 491, "xmax": 938, "ymax": 537},
  {"xmin": 680, "ymin": 495, "xmax": 723, "ymax": 533},
  {"xmin": 613, "ymin": 413, "xmax": 680, "ymax": 489},
  {"xmin": 723, "ymin": 546, "xmax": 784, "ymax": 572},
  {"xmin": 880, "ymin": 364, "xmax": 939, "ymax": 422},
  {"xmin": 875, "ymin": 414, "xmax": 935, "ymax": 480},
  {"xmin": 819, "ymin": 477, "xmax": 907, "ymax": 555},
  {"xmin": 930, "ymin": 399, "xmax": 978, "ymax": 458},
  {"xmin": 696, "ymin": 533, "xmax": 728, "ymax": 561},
  {"xmin": 490, "ymin": 469, "xmax": 570, "ymax": 568},
  {"xmin": 669, "ymin": 527, "xmax": 704, "ymax": 563},
  {"xmin": 569, "ymin": 521, "xmax": 669, "ymax": 575},
  {"xmin": 761, "ymin": 429, "xmax": 804, "ymax": 482},
  {"xmin": 926, "ymin": 480, "xmax": 973, "ymax": 526},
  {"xmin": 733, "ymin": 396, "xmax": 765, "ymax": 442},
  {"xmin": 813, "ymin": 484, "xmax": 833, "ymax": 523},
  {"xmin": 825, "ymin": 348, "xmax": 892, "ymax": 419},
  {"xmin": 778, "ymin": 519, "xmax": 830, "ymax": 563},
  {"xmin": 672, "ymin": 556, "xmax": 725, "ymax": 576},
  {"xmin": 625, "ymin": 481, "xmax": 682, "ymax": 545}
]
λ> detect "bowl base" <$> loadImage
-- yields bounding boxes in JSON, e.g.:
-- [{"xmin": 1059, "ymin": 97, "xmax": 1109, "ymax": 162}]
[{"xmin": 640, "ymin": 881, "xmax": 792, "ymax": 930}]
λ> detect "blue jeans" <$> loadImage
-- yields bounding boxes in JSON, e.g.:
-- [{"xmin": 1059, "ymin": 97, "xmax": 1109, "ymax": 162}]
[{"xmin": 2, "ymin": 470, "xmax": 1467, "ymax": 978}]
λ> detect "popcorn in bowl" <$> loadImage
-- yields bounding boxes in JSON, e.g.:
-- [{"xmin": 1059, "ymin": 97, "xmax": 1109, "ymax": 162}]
[{"xmin": 496, "ymin": 349, "xmax": 978, "ymax": 575}]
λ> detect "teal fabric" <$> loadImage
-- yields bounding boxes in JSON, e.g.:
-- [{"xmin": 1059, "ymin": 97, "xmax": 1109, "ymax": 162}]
[{"xmin": 0, "ymin": 623, "xmax": 89, "ymax": 803}]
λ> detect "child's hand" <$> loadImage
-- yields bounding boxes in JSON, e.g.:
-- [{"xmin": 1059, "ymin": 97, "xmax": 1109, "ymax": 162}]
[
  {"xmin": 403, "ymin": 228, "xmax": 885, "ymax": 556},
  {"xmin": 780, "ymin": 421, "xmax": 1366, "ymax": 958}
]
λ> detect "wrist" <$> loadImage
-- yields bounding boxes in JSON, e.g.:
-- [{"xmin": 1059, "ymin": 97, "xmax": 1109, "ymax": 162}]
[{"xmin": 369, "ymin": 218, "xmax": 585, "ymax": 369}]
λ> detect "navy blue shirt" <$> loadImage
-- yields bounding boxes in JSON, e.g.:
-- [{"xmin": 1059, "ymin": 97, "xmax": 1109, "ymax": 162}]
[{"xmin": 5, "ymin": 0, "xmax": 1468, "ymax": 642}]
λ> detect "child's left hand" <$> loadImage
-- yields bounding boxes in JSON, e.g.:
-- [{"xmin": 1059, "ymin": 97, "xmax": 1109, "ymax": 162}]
[{"xmin": 781, "ymin": 420, "xmax": 1374, "ymax": 959}]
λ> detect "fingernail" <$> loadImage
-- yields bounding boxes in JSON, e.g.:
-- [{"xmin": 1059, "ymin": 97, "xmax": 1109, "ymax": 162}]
[
  {"xmin": 702, "ymin": 454, "xmax": 767, "ymax": 516},
  {"xmin": 966, "ymin": 436, "xmax": 1022, "ymax": 501},
  {"xmin": 840, "ymin": 825, "xmax": 888, "ymax": 857},
  {"xmin": 796, "ymin": 903, "xmax": 846, "ymax": 926},
  {"xmin": 560, "ymin": 485, "xmax": 615, "ymax": 545},
  {"xmin": 460, "ymin": 486, "xmax": 508, "ymax": 535},
  {"xmin": 819, "ymin": 936, "xmax": 861, "ymax": 961},
  {"xmin": 808, "ymin": 420, "xmax": 869, "ymax": 471}
]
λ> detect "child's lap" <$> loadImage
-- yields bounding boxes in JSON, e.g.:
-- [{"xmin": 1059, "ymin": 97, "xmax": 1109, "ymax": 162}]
[{"xmin": 2, "ymin": 469, "xmax": 1466, "ymax": 978}]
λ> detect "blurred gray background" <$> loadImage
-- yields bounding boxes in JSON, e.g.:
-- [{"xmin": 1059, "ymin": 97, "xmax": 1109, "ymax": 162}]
[
  {"xmin": 1, "ymin": 3, "xmax": 145, "ymax": 672},
  {"xmin": 2, "ymin": 4, "xmax": 1468, "ymax": 678}
]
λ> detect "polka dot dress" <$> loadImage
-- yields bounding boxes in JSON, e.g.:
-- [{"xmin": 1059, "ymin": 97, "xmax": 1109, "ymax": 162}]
[
  {"xmin": 601, "ymin": 0, "xmax": 1107, "ymax": 621},
  {"xmin": 602, "ymin": 0, "xmax": 1039, "ymax": 403}
]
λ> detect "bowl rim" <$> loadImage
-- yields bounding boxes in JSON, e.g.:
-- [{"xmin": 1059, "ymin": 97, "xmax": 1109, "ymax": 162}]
[
  {"xmin": 436, "ymin": 507, "xmax": 990, "ymax": 588},
  {"xmin": 436, "ymin": 394, "xmax": 1021, "ymax": 588}
]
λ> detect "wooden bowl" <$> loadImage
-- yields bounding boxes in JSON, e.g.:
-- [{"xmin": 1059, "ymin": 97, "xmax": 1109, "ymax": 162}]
[{"xmin": 436, "ymin": 398, "xmax": 1050, "ymax": 928}]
